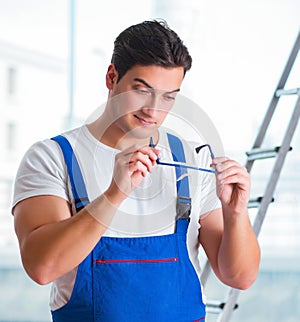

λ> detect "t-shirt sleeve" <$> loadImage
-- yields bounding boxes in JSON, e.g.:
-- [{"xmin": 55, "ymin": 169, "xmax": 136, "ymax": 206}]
[
  {"xmin": 198, "ymin": 170, "xmax": 221, "ymax": 218},
  {"xmin": 12, "ymin": 139, "xmax": 70, "ymax": 212}
]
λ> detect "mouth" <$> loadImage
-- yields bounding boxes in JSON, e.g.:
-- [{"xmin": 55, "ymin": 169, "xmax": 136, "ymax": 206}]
[{"xmin": 134, "ymin": 115, "xmax": 156, "ymax": 126}]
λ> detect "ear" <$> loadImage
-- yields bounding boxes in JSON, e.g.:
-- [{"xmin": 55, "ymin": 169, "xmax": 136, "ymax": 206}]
[{"xmin": 106, "ymin": 64, "xmax": 118, "ymax": 90}]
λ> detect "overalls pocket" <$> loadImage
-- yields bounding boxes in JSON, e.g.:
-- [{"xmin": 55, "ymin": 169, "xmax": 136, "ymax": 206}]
[
  {"xmin": 94, "ymin": 258, "xmax": 179, "ymax": 319},
  {"xmin": 92, "ymin": 225, "xmax": 206, "ymax": 322},
  {"xmin": 92, "ymin": 235, "xmax": 180, "ymax": 321}
]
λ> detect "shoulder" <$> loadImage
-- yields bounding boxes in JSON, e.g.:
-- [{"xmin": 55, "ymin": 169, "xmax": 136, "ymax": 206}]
[
  {"xmin": 20, "ymin": 139, "xmax": 64, "ymax": 171},
  {"xmin": 11, "ymin": 127, "xmax": 84, "ymax": 210}
]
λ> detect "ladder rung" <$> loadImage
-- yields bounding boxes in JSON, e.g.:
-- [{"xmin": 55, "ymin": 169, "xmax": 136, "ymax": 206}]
[
  {"xmin": 246, "ymin": 147, "xmax": 279, "ymax": 161},
  {"xmin": 206, "ymin": 300, "xmax": 239, "ymax": 314},
  {"xmin": 246, "ymin": 146, "xmax": 292, "ymax": 161},
  {"xmin": 248, "ymin": 196, "xmax": 275, "ymax": 208},
  {"xmin": 276, "ymin": 88, "xmax": 300, "ymax": 97}
]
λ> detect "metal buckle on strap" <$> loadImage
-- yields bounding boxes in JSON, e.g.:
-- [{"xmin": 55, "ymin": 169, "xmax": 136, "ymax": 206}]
[
  {"xmin": 176, "ymin": 195, "xmax": 192, "ymax": 220},
  {"xmin": 74, "ymin": 197, "xmax": 89, "ymax": 207}
]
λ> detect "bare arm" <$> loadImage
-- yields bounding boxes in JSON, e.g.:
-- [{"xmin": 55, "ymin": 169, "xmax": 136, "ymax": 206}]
[
  {"xmin": 14, "ymin": 194, "xmax": 117, "ymax": 285},
  {"xmin": 199, "ymin": 158, "xmax": 260, "ymax": 290},
  {"xmin": 14, "ymin": 144, "xmax": 159, "ymax": 285}
]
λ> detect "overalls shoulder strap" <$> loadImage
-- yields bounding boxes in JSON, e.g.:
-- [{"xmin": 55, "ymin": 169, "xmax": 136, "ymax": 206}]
[
  {"xmin": 51, "ymin": 135, "xmax": 90, "ymax": 212},
  {"xmin": 167, "ymin": 132, "xmax": 191, "ymax": 220}
]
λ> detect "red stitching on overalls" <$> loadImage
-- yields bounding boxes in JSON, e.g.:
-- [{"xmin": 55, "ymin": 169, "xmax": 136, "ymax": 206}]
[
  {"xmin": 194, "ymin": 316, "xmax": 205, "ymax": 322},
  {"xmin": 94, "ymin": 257, "xmax": 179, "ymax": 264}
]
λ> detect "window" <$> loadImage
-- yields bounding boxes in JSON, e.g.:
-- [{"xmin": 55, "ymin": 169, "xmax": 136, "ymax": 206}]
[
  {"xmin": 7, "ymin": 66, "xmax": 17, "ymax": 97},
  {"xmin": 6, "ymin": 121, "xmax": 16, "ymax": 151}
]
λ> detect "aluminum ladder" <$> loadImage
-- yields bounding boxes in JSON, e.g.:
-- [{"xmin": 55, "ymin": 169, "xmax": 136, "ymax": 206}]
[{"xmin": 201, "ymin": 29, "xmax": 300, "ymax": 322}]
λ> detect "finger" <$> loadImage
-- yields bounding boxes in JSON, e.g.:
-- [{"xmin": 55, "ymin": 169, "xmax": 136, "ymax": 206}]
[
  {"xmin": 218, "ymin": 172, "xmax": 250, "ymax": 189},
  {"xmin": 130, "ymin": 151, "xmax": 156, "ymax": 172},
  {"xmin": 129, "ymin": 145, "xmax": 160, "ymax": 170},
  {"xmin": 129, "ymin": 160, "xmax": 148, "ymax": 177},
  {"xmin": 213, "ymin": 159, "xmax": 244, "ymax": 173},
  {"xmin": 122, "ymin": 144, "xmax": 159, "ymax": 157},
  {"xmin": 212, "ymin": 156, "xmax": 229, "ymax": 165},
  {"xmin": 117, "ymin": 144, "xmax": 157, "ymax": 162},
  {"xmin": 216, "ymin": 165, "xmax": 248, "ymax": 180},
  {"xmin": 211, "ymin": 157, "xmax": 228, "ymax": 172},
  {"xmin": 217, "ymin": 168, "xmax": 249, "ymax": 184},
  {"xmin": 121, "ymin": 146, "xmax": 159, "ymax": 166},
  {"xmin": 114, "ymin": 145, "xmax": 142, "ymax": 165},
  {"xmin": 138, "ymin": 146, "xmax": 160, "ymax": 164}
]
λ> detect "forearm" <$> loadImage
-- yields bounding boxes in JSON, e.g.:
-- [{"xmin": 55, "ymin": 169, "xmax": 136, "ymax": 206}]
[
  {"xmin": 218, "ymin": 207, "xmax": 260, "ymax": 289},
  {"xmin": 20, "ymin": 194, "xmax": 119, "ymax": 285}
]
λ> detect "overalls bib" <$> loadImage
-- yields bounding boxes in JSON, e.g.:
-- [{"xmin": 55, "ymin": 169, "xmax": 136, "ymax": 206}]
[{"xmin": 51, "ymin": 133, "xmax": 206, "ymax": 322}]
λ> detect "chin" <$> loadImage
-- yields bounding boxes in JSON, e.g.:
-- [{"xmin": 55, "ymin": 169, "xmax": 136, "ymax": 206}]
[{"xmin": 127, "ymin": 126, "xmax": 157, "ymax": 140}]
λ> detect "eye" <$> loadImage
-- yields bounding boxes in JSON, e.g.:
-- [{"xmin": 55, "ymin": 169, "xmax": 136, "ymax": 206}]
[
  {"xmin": 134, "ymin": 86, "xmax": 151, "ymax": 95},
  {"xmin": 163, "ymin": 94, "xmax": 176, "ymax": 101}
]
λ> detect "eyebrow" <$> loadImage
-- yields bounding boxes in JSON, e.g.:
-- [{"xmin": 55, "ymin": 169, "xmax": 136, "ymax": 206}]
[{"xmin": 133, "ymin": 78, "xmax": 181, "ymax": 94}]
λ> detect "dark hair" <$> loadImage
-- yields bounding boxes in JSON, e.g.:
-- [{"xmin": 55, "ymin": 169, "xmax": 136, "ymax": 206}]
[{"xmin": 111, "ymin": 20, "xmax": 192, "ymax": 82}]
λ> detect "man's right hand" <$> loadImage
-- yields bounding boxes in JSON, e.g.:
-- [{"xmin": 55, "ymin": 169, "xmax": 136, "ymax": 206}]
[{"xmin": 104, "ymin": 144, "xmax": 160, "ymax": 205}]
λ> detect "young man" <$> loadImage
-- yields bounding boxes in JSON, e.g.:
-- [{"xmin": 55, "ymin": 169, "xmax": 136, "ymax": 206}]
[{"xmin": 12, "ymin": 20, "xmax": 260, "ymax": 321}]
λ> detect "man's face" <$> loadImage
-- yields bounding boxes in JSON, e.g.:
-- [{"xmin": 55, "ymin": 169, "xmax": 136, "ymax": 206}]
[{"xmin": 106, "ymin": 64, "xmax": 184, "ymax": 140}]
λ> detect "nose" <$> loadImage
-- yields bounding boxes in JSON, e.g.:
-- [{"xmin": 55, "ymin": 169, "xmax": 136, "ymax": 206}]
[{"xmin": 141, "ymin": 95, "xmax": 159, "ymax": 117}]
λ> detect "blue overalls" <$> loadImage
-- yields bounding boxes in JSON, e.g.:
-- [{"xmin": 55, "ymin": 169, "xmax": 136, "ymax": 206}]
[{"xmin": 51, "ymin": 133, "xmax": 206, "ymax": 322}]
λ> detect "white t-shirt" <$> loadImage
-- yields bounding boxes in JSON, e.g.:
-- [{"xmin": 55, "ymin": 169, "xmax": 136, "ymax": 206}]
[{"xmin": 12, "ymin": 125, "xmax": 221, "ymax": 310}]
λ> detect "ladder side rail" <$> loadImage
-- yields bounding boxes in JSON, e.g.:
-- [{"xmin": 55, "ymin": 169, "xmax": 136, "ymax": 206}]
[
  {"xmin": 245, "ymin": 96, "xmax": 279, "ymax": 173},
  {"xmin": 218, "ymin": 95, "xmax": 300, "ymax": 322},
  {"xmin": 200, "ymin": 258, "xmax": 212, "ymax": 288},
  {"xmin": 276, "ymin": 30, "xmax": 300, "ymax": 90},
  {"xmin": 252, "ymin": 95, "xmax": 300, "ymax": 236},
  {"xmin": 217, "ymin": 288, "xmax": 241, "ymax": 322},
  {"xmin": 255, "ymin": 30, "xmax": 300, "ymax": 147},
  {"xmin": 246, "ymin": 30, "xmax": 300, "ymax": 173}
]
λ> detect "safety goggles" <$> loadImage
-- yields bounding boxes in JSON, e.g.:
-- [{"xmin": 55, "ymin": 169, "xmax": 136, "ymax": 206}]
[{"xmin": 150, "ymin": 137, "xmax": 217, "ymax": 174}]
